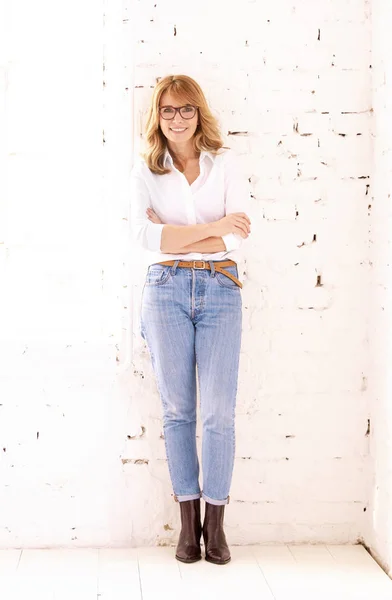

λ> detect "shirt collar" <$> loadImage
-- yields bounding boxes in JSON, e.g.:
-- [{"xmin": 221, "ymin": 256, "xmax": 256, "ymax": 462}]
[{"xmin": 163, "ymin": 147, "xmax": 215, "ymax": 167}]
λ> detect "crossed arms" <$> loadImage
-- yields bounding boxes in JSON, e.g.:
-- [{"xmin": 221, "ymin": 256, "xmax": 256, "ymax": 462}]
[{"xmin": 145, "ymin": 207, "xmax": 226, "ymax": 253}]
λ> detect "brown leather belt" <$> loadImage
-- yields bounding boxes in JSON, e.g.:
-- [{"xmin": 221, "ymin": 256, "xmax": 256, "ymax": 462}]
[{"xmin": 156, "ymin": 259, "xmax": 242, "ymax": 289}]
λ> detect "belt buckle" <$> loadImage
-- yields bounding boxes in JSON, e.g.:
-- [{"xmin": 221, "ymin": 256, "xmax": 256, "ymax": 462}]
[{"xmin": 193, "ymin": 260, "xmax": 206, "ymax": 269}]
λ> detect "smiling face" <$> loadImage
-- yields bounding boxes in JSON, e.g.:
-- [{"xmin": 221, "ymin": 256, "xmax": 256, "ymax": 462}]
[{"xmin": 158, "ymin": 91, "xmax": 199, "ymax": 150}]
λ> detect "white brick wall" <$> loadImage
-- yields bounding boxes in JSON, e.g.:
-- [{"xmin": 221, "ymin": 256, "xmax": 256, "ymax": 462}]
[
  {"xmin": 126, "ymin": 0, "xmax": 375, "ymax": 548},
  {"xmin": 366, "ymin": 0, "xmax": 392, "ymax": 578},
  {"xmin": 0, "ymin": 0, "xmax": 391, "ymax": 574}
]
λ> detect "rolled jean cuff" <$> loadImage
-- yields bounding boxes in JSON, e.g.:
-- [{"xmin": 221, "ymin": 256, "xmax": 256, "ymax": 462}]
[
  {"xmin": 174, "ymin": 492, "xmax": 202, "ymax": 503},
  {"xmin": 202, "ymin": 492, "xmax": 230, "ymax": 506}
]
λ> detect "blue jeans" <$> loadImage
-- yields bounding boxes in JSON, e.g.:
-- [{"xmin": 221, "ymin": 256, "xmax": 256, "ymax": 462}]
[{"xmin": 140, "ymin": 260, "xmax": 242, "ymax": 506}]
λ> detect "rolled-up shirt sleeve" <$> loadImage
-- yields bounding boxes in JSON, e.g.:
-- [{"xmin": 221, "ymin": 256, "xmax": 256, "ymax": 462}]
[
  {"xmin": 129, "ymin": 167, "xmax": 165, "ymax": 252},
  {"xmin": 221, "ymin": 150, "xmax": 252, "ymax": 252}
]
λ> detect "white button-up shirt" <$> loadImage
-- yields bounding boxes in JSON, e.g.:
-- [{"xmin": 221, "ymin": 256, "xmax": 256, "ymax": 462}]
[{"xmin": 129, "ymin": 146, "xmax": 251, "ymax": 266}]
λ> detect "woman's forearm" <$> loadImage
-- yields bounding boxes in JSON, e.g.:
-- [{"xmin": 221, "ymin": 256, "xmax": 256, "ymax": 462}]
[
  {"xmin": 161, "ymin": 223, "xmax": 215, "ymax": 253},
  {"xmin": 165, "ymin": 236, "xmax": 226, "ymax": 254}
]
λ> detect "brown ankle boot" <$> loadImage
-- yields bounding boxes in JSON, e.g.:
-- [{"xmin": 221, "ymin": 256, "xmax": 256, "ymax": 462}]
[
  {"xmin": 175, "ymin": 498, "xmax": 202, "ymax": 563},
  {"xmin": 202, "ymin": 501, "xmax": 231, "ymax": 564}
]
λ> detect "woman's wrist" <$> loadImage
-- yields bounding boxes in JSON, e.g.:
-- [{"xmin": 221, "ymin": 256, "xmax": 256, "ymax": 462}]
[{"xmin": 206, "ymin": 222, "xmax": 217, "ymax": 237}]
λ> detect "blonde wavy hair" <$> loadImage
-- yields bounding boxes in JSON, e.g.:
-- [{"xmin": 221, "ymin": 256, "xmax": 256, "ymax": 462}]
[{"xmin": 140, "ymin": 74, "xmax": 229, "ymax": 175}]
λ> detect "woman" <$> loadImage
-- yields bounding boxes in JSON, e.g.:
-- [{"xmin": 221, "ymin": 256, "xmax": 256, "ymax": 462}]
[{"xmin": 129, "ymin": 74, "xmax": 252, "ymax": 565}]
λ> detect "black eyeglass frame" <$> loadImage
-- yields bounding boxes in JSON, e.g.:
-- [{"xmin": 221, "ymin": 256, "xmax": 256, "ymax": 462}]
[{"xmin": 158, "ymin": 105, "xmax": 198, "ymax": 120}]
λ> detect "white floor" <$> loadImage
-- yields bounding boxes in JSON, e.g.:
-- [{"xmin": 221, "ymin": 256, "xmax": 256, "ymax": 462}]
[{"xmin": 0, "ymin": 545, "xmax": 391, "ymax": 600}]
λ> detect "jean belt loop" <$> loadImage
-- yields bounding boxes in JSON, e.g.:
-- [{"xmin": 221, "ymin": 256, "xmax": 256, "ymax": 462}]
[
  {"xmin": 171, "ymin": 259, "xmax": 180, "ymax": 275},
  {"xmin": 209, "ymin": 260, "xmax": 216, "ymax": 277}
]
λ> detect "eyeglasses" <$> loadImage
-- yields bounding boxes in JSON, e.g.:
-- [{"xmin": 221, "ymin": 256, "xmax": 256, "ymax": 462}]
[{"xmin": 159, "ymin": 105, "xmax": 198, "ymax": 120}]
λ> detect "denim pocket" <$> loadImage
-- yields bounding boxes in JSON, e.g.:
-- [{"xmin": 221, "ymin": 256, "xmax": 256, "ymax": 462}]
[
  {"xmin": 145, "ymin": 264, "xmax": 172, "ymax": 286},
  {"xmin": 215, "ymin": 265, "xmax": 240, "ymax": 289}
]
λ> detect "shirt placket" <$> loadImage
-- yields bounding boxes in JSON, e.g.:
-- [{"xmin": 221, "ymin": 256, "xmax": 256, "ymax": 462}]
[{"xmin": 176, "ymin": 157, "xmax": 204, "ymax": 226}]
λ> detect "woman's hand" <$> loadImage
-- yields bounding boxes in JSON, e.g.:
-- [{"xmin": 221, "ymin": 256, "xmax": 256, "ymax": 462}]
[
  {"xmin": 210, "ymin": 213, "xmax": 251, "ymax": 239},
  {"xmin": 146, "ymin": 207, "xmax": 164, "ymax": 224}
]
